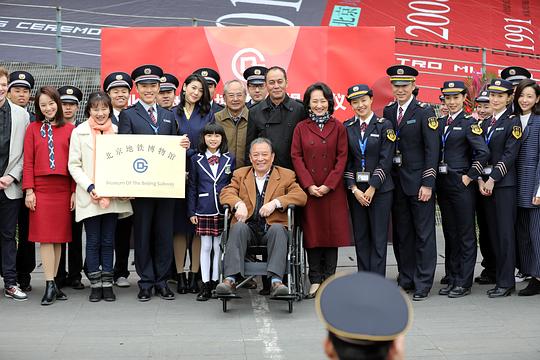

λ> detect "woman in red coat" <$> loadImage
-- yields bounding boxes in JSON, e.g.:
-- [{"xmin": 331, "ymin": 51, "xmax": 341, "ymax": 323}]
[
  {"xmin": 291, "ymin": 82, "xmax": 351, "ymax": 298},
  {"xmin": 23, "ymin": 86, "xmax": 75, "ymax": 305}
]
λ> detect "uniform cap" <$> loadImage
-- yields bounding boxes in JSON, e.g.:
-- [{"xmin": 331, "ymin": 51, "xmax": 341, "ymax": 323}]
[
  {"xmin": 8, "ymin": 71, "xmax": 35, "ymax": 90},
  {"xmin": 103, "ymin": 72, "xmax": 133, "ymax": 92},
  {"xmin": 57, "ymin": 85, "xmax": 83, "ymax": 104}
]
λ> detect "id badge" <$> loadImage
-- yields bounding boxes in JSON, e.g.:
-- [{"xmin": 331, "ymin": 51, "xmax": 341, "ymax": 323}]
[
  {"xmin": 438, "ymin": 163, "xmax": 448, "ymax": 174},
  {"xmin": 392, "ymin": 153, "xmax": 402, "ymax": 166},
  {"xmin": 482, "ymin": 165, "xmax": 493, "ymax": 175},
  {"xmin": 356, "ymin": 172, "xmax": 370, "ymax": 183}
]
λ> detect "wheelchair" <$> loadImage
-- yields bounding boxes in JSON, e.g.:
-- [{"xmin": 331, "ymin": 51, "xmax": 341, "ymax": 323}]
[{"xmin": 216, "ymin": 204, "xmax": 306, "ymax": 313}]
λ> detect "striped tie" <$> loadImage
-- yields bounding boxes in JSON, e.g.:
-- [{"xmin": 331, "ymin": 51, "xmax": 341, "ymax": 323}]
[
  {"xmin": 397, "ymin": 107, "xmax": 404, "ymax": 125},
  {"xmin": 40, "ymin": 120, "xmax": 55, "ymax": 170},
  {"xmin": 148, "ymin": 107, "xmax": 157, "ymax": 125}
]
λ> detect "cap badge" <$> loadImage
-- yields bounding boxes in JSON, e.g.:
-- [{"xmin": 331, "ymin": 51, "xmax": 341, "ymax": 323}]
[
  {"xmin": 115, "ymin": 74, "xmax": 123, "ymax": 80},
  {"xmin": 66, "ymin": 88, "xmax": 74, "ymax": 95},
  {"xmin": 397, "ymin": 68, "xmax": 404, "ymax": 75},
  {"xmin": 254, "ymin": 69, "xmax": 261, "ymax": 75},
  {"xmin": 449, "ymin": 82, "xmax": 454, "ymax": 88},
  {"xmin": 19, "ymin": 74, "xmax": 26, "ymax": 80},
  {"xmin": 144, "ymin": 68, "xmax": 151, "ymax": 75},
  {"xmin": 509, "ymin": 69, "xmax": 516, "ymax": 75},
  {"xmin": 201, "ymin": 70, "xmax": 208, "ymax": 77},
  {"xmin": 353, "ymin": 86, "xmax": 359, "ymax": 91},
  {"xmin": 495, "ymin": 80, "xmax": 501, "ymax": 86},
  {"xmin": 160, "ymin": 76, "xmax": 166, "ymax": 82}
]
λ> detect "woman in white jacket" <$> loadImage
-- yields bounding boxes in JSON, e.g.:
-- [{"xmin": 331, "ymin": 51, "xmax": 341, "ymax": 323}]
[{"xmin": 68, "ymin": 92, "xmax": 132, "ymax": 302}]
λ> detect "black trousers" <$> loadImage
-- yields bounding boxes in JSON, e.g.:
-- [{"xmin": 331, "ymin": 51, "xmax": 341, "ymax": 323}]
[
  {"xmin": 349, "ymin": 191, "xmax": 392, "ymax": 276},
  {"xmin": 132, "ymin": 198, "xmax": 174, "ymax": 290},
  {"xmin": 437, "ymin": 178, "xmax": 477, "ymax": 288},
  {"xmin": 392, "ymin": 181, "xmax": 437, "ymax": 293},
  {"xmin": 16, "ymin": 205, "xmax": 35, "ymax": 285},
  {"xmin": 476, "ymin": 188, "xmax": 495, "ymax": 278},
  {"xmin": 56, "ymin": 214, "xmax": 83, "ymax": 284},
  {"xmin": 113, "ymin": 216, "xmax": 132, "ymax": 280},
  {"xmin": 482, "ymin": 186, "xmax": 516, "ymax": 288},
  {"xmin": 0, "ymin": 192, "xmax": 21, "ymax": 287},
  {"xmin": 306, "ymin": 247, "xmax": 338, "ymax": 284}
]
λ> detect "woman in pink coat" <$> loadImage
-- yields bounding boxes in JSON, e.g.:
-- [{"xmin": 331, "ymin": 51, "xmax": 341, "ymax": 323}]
[{"xmin": 291, "ymin": 82, "xmax": 351, "ymax": 299}]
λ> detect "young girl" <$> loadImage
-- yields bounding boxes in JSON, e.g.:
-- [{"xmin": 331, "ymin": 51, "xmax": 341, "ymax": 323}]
[
  {"xmin": 188, "ymin": 122, "xmax": 235, "ymax": 301},
  {"xmin": 68, "ymin": 92, "xmax": 133, "ymax": 302}
]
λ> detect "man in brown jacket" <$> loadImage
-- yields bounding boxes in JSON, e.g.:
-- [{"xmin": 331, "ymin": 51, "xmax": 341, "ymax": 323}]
[
  {"xmin": 215, "ymin": 79, "xmax": 249, "ymax": 168},
  {"xmin": 217, "ymin": 138, "xmax": 307, "ymax": 297}
]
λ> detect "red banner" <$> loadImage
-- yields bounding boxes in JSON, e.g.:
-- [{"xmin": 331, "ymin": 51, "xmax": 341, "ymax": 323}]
[
  {"xmin": 101, "ymin": 26, "xmax": 395, "ymax": 119},
  {"xmin": 323, "ymin": 0, "xmax": 540, "ymax": 103}
]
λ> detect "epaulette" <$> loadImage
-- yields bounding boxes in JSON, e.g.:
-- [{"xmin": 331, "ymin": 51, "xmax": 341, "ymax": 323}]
[
  {"xmin": 344, "ymin": 118, "xmax": 357, "ymax": 127},
  {"xmin": 464, "ymin": 114, "xmax": 471, "ymax": 119},
  {"xmin": 378, "ymin": 117, "xmax": 386, "ymax": 123},
  {"xmin": 385, "ymin": 101, "xmax": 396, "ymax": 107},
  {"xmin": 509, "ymin": 114, "xmax": 516, "ymax": 118},
  {"xmin": 417, "ymin": 101, "xmax": 426, "ymax": 108}
]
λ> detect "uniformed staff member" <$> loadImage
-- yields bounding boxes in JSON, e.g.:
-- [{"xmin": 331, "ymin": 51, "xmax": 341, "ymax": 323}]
[
  {"xmin": 317, "ymin": 272, "xmax": 411, "ymax": 360},
  {"xmin": 479, "ymin": 79, "xmax": 522, "ymax": 298},
  {"xmin": 193, "ymin": 67, "xmax": 223, "ymax": 114},
  {"xmin": 103, "ymin": 71, "xmax": 132, "ymax": 126},
  {"xmin": 473, "ymin": 90, "xmax": 496, "ymax": 286},
  {"xmin": 343, "ymin": 84, "xmax": 394, "ymax": 277},
  {"xmin": 7, "ymin": 71, "xmax": 35, "ymax": 292},
  {"xmin": 58, "ymin": 86, "xmax": 83, "ymax": 126},
  {"xmin": 56, "ymin": 85, "xmax": 85, "ymax": 290},
  {"xmin": 245, "ymin": 66, "xmax": 304, "ymax": 170},
  {"xmin": 438, "ymin": 94, "xmax": 449, "ymax": 118},
  {"xmin": 243, "ymin": 65, "xmax": 268, "ymax": 108},
  {"xmin": 118, "ymin": 64, "xmax": 190, "ymax": 301},
  {"xmin": 103, "ymin": 71, "xmax": 134, "ymax": 287},
  {"xmin": 157, "ymin": 73, "xmax": 179, "ymax": 110},
  {"xmin": 501, "ymin": 66, "xmax": 531, "ymax": 115},
  {"xmin": 436, "ymin": 81, "xmax": 490, "ymax": 298},
  {"xmin": 383, "ymin": 65, "xmax": 439, "ymax": 301}
]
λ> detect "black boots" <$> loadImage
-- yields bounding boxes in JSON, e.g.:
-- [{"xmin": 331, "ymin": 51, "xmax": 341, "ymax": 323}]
[
  {"xmin": 54, "ymin": 282, "xmax": 68, "ymax": 301},
  {"xmin": 196, "ymin": 282, "xmax": 211, "ymax": 301},
  {"xmin": 102, "ymin": 271, "xmax": 116, "ymax": 302},
  {"xmin": 88, "ymin": 271, "xmax": 103, "ymax": 302},
  {"xmin": 187, "ymin": 272, "xmax": 200, "ymax": 294},
  {"xmin": 177, "ymin": 272, "xmax": 188, "ymax": 294},
  {"xmin": 41, "ymin": 280, "xmax": 56, "ymax": 306}
]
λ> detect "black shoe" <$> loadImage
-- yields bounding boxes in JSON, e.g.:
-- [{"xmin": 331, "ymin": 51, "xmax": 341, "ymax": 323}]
[
  {"xmin": 137, "ymin": 288, "xmax": 152, "ymax": 302},
  {"xmin": 210, "ymin": 280, "xmax": 218, "ymax": 291},
  {"xmin": 177, "ymin": 273, "xmax": 188, "ymax": 294},
  {"xmin": 399, "ymin": 283, "xmax": 415, "ymax": 293},
  {"xmin": 196, "ymin": 282, "xmax": 211, "ymax": 302},
  {"xmin": 518, "ymin": 278, "xmax": 540, "ymax": 296},
  {"xmin": 41, "ymin": 281, "xmax": 57, "ymax": 306},
  {"xmin": 488, "ymin": 286, "xmax": 514, "ymax": 298},
  {"xmin": 440, "ymin": 275, "xmax": 449, "ymax": 285},
  {"xmin": 70, "ymin": 279, "xmax": 85, "ymax": 290},
  {"xmin": 412, "ymin": 291, "xmax": 429, "ymax": 301},
  {"xmin": 187, "ymin": 272, "xmax": 200, "ymax": 294},
  {"xmin": 448, "ymin": 286, "xmax": 471, "ymax": 298},
  {"xmin": 474, "ymin": 275, "xmax": 496, "ymax": 285},
  {"xmin": 54, "ymin": 282, "xmax": 68, "ymax": 301},
  {"xmin": 438, "ymin": 284, "xmax": 453, "ymax": 296},
  {"xmin": 155, "ymin": 285, "xmax": 175, "ymax": 300},
  {"xmin": 102, "ymin": 286, "xmax": 116, "ymax": 302},
  {"xmin": 89, "ymin": 287, "xmax": 103, "ymax": 302}
]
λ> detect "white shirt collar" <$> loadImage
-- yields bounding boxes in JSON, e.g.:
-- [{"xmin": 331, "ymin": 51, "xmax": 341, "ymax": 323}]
[
  {"xmin": 139, "ymin": 99, "xmax": 156, "ymax": 114},
  {"xmin": 205, "ymin": 149, "xmax": 221, "ymax": 158},
  {"xmin": 494, "ymin": 108, "xmax": 506, "ymax": 121},
  {"xmin": 357, "ymin": 112, "xmax": 374, "ymax": 126},
  {"xmin": 398, "ymin": 95, "xmax": 414, "ymax": 114},
  {"xmin": 448, "ymin": 109, "xmax": 463, "ymax": 119},
  {"xmin": 113, "ymin": 108, "xmax": 121, "ymax": 118}
]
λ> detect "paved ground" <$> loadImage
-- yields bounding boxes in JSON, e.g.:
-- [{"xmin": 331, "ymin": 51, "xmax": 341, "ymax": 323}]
[{"xmin": 1, "ymin": 228, "xmax": 539, "ymax": 360}]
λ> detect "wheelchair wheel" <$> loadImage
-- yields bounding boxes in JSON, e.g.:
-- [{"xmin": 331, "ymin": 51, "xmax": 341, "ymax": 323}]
[
  {"xmin": 222, "ymin": 298, "xmax": 228, "ymax": 313},
  {"xmin": 288, "ymin": 300, "xmax": 293, "ymax": 314}
]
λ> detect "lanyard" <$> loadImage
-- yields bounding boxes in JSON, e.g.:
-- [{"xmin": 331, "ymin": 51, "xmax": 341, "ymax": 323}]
[
  {"xmin": 395, "ymin": 129, "xmax": 400, "ymax": 153},
  {"xmin": 441, "ymin": 128, "xmax": 452, "ymax": 162},
  {"xmin": 484, "ymin": 128, "xmax": 495, "ymax": 145},
  {"xmin": 358, "ymin": 137, "xmax": 368, "ymax": 171}
]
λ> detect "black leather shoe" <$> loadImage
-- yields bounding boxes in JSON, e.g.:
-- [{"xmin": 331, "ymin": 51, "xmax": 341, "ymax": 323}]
[
  {"xmin": 440, "ymin": 275, "xmax": 449, "ymax": 285},
  {"xmin": 438, "ymin": 284, "xmax": 454, "ymax": 296},
  {"xmin": 412, "ymin": 291, "xmax": 428, "ymax": 301},
  {"xmin": 41, "ymin": 281, "xmax": 57, "ymax": 306},
  {"xmin": 89, "ymin": 287, "xmax": 103, "ymax": 302},
  {"xmin": 155, "ymin": 286, "xmax": 175, "ymax": 300},
  {"xmin": 488, "ymin": 286, "xmax": 514, "ymax": 298},
  {"xmin": 177, "ymin": 273, "xmax": 187, "ymax": 294},
  {"xmin": 70, "ymin": 279, "xmax": 85, "ymax": 290},
  {"xmin": 518, "ymin": 278, "xmax": 540, "ymax": 296},
  {"xmin": 448, "ymin": 286, "xmax": 471, "ymax": 298},
  {"xmin": 187, "ymin": 272, "xmax": 199, "ymax": 294},
  {"xmin": 196, "ymin": 282, "xmax": 211, "ymax": 302},
  {"xmin": 54, "ymin": 282, "xmax": 68, "ymax": 301},
  {"xmin": 137, "ymin": 288, "xmax": 152, "ymax": 302},
  {"xmin": 475, "ymin": 275, "xmax": 496, "ymax": 285}
]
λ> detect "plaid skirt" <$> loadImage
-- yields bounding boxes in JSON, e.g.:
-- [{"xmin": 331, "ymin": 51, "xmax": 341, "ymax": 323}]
[{"xmin": 196, "ymin": 214, "xmax": 225, "ymax": 236}]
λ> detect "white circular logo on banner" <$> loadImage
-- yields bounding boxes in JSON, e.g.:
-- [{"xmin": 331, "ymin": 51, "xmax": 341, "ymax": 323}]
[{"xmin": 232, "ymin": 48, "xmax": 266, "ymax": 80}]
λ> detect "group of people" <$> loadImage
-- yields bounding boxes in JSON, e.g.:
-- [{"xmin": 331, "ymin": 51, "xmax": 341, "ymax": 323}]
[{"xmin": 0, "ymin": 61, "xmax": 538, "ymax": 306}]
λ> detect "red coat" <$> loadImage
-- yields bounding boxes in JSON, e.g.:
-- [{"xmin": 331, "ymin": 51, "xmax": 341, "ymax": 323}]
[{"xmin": 291, "ymin": 117, "xmax": 351, "ymax": 248}]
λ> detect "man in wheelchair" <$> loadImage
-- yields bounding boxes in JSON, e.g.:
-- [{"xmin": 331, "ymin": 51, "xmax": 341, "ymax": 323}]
[{"xmin": 217, "ymin": 138, "xmax": 307, "ymax": 297}]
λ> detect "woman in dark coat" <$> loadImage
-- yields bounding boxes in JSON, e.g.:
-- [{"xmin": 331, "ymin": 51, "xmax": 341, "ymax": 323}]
[
  {"xmin": 291, "ymin": 82, "xmax": 350, "ymax": 299},
  {"xmin": 514, "ymin": 79, "xmax": 540, "ymax": 296}
]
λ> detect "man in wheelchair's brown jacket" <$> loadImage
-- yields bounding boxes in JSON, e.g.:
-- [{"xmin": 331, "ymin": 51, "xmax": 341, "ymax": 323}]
[{"xmin": 217, "ymin": 137, "xmax": 307, "ymax": 297}]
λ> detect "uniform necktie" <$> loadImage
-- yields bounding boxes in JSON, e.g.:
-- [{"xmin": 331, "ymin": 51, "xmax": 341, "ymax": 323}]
[
  {"xmin": 360, "ymin": 122, "xmax": 367, "ymax": 133},
  {"xmin": 148, "ymin": 107, "xmax": 157, "ymax": 125},
  {"xmin": 489, "ymin": 116, "xmax": 496, "ymax": 127},
  {"xmin": 40, "ymin": 120, "xmax": 55, "ymax": 170},
  {"xmin": 208, "ymin": 155, "xmax": 219, "ymax": 166},
  {"xmin": 446, "ymin": 116, "xmax": 453, "ymax": 126},
  {"xmin": 397, "ymin": 107, "xmax": 404, "ymax": 125}
]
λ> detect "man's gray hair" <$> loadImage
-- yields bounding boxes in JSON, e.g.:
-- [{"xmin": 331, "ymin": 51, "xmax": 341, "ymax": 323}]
[
  {"xmin": 249, "ymin": 137, "xmax": 274, "ymax": 154},
  {"xmin": 223, "ymin": 79, "xmax": 246, "ymax": 95}
]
